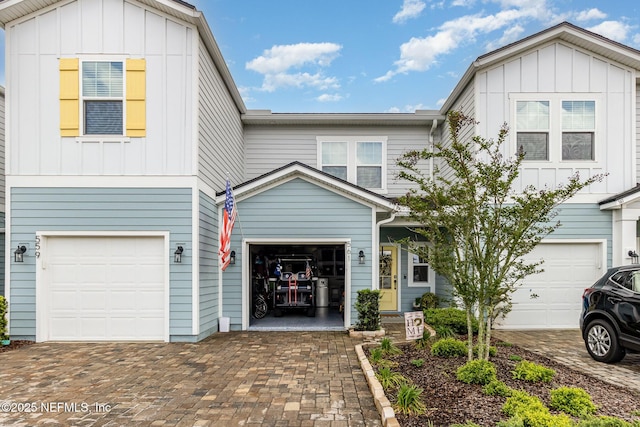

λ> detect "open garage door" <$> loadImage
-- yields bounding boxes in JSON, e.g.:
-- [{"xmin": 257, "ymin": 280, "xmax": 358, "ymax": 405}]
[
  {"xmin": 248, "ymin": 243, "xmax": 345, "ymax": 330},
  {"xmin": 495, "ymin": 242, "xmax": 603, "ymax": 329}
]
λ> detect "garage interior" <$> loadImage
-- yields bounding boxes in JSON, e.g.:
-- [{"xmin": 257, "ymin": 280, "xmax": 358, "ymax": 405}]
[{"xmin": 248, "ymin": 244, "xmax": 345, "ymax": 330}]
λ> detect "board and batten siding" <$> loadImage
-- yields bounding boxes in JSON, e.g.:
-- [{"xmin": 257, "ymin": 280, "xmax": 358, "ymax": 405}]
[
  {"xmin": 198, "ymin": 191, "xmax": 219, "ymax": 338},
  {"xmin": 636, "ymin": 82, "xmax": 640, "ymax": 183},
  {"xmin": 6, "ymin": 0, "xmax": 195, "ymax": 176},
  {"xmin": 222, "ymin": 178, "xmax": 374, "ymax": 327},
  {"xmin": 243, "ymin": 125, "xmax": 432, "ymax": 199},
  {"xmin": 198, "ymin": 40, "xmax": 244, "ymax": 191},
  {"xmin": 476, "ymin": 41, "xmax": 634, "ymax": 195},
  {"xmin": 9, "ymin": 187, "xmax": 193, "ymax": 340}
]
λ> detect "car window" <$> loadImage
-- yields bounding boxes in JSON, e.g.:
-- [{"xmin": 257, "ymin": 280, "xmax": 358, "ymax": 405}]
[
  {"xmin": 631, "ymin": 272, "xmax": 640, "ymax": 293},
  {"xmin": 610, "ymin": 271, "xmax": 628, "ymax": 287}
]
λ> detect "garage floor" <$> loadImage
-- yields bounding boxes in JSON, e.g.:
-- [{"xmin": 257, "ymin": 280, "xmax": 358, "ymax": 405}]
[{"xmin": 249, "ymin": 307, "xmax": 344, "ymax": 331}]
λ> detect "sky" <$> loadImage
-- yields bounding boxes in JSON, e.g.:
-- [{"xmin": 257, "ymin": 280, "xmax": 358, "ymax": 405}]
[{"xmin": 2, "ymin": 0, "xmax": 640, "ymax": 113}]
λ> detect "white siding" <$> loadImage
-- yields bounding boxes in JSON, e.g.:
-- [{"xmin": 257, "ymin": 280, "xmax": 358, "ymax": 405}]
[
  {"xmin": 475, "ymin": 41, "xmax": 635, "ymax": 196},
  {"xmin": 197, "ymin": 41, "xmax": 244, "ymax": 190},
  {"xmin": 244, "ymin": 125, "xmax": 431, "ymax": 198},
  {"xmin": 6, "ymin": 0, "xmax": 195, "ymax": 176}
]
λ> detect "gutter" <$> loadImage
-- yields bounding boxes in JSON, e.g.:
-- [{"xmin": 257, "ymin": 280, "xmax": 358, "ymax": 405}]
[{"xmin": 428, "ymin": 119, "xmax": 438, "ymax": 180}]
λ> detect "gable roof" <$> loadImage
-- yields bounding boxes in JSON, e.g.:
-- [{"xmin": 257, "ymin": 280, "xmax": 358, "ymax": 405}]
[
  {"xmin": 216, "ymin": 161, "xmax": 398, "ymax": 212},
  {"xmin": 0, "ymin": 0, "xmax": 246, "ymax": 113},
  {"xmin": 441, "ymin": 21, "xmax": 640, "ymax": 113},
  {"xmin": 599, "ymin": 184, "xmax": 640, "ymax": 210}
]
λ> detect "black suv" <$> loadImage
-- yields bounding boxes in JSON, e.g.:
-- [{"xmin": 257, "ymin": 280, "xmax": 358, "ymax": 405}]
[{"xmin": 580, "ymin": 265, "xmax": 640, "ymax": 363}]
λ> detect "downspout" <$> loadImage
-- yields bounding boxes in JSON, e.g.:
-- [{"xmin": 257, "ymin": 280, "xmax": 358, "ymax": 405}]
[
  {"xmin": 374, "ymin": 211, "xmax": 398, "ymax": 290},
  {"xmin": 429, "ymin": 119, "xmax": 438, "ymax": 180}
]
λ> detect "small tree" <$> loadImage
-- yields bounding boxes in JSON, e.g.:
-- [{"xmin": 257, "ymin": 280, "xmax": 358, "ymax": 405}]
[
  {"xmin": 354, "ymin": 289, "xmax": 381, "ymax": 331},
  {"xmin": 397, "ymin": 111, "xmax": 604, "ymax": 360}
]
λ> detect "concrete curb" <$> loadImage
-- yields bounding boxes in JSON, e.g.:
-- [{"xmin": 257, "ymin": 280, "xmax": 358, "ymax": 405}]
[{"xmin": 355, "ymin": 343, "xmax": 401, "ymax": 427}]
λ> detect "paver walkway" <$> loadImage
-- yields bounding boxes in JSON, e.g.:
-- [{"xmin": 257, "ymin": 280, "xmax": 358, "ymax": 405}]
[{"xmin": 0, "ymin": 331, "xmax": 382, "ymax": 427}]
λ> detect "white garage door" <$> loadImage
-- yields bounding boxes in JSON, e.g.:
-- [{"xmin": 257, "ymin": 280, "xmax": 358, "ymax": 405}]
[
  {"xmin": 44, "ymin": 236, "xmax": 166, "ymax": 341},
  {"xmin": 495, "ymin": 242, "xmax": 603, "ymax": 329}
]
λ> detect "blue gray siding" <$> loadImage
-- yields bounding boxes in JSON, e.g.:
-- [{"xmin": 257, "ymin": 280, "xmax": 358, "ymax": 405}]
[
  {"xmin": 9, "ymin": 187, "xmax": 192, "ymax": 339},
  {"xmin": 223, "ymin": 178, "xmax": 374, "ymax": 327},
  {"xmin": 198, "ymin": 191, "xmax": 219, "ymax": 338}
]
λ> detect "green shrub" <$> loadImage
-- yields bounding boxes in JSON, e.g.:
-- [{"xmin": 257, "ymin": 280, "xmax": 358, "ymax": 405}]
[
  {"xmin": 419, "ymin": 292, "xmax": 439, "ymax": 310},
  {"xmin": 375, "ymin": 367, "xmax": 409, "ymax": 391},
  {"xmin": 431, "ymin": 337, "xmax": 467, "ymax": 358},
  {"xmin": 354, "ymin": 289, "xmax": 381, "ymax": 331},
  {"xmin": 424, "ymin": 307, "xmax": 478, "ymax": 335},
  {"xmin": 550, "ymin": 387, "xmax": 597, "ymax": 417},
  {"xmin": 456, "ymin": 359, "xmax": 497, "ymax": 385},
  {"xmin": 576, "ymin": 416, "xmax": 638, "ymax": 427},
  {"xmin": 483, "ymin": 379, "xmax": 513, "ymax": 397},
  {"xmin": 434, "ymin": 324, "xmax": 455, "ymax": 338},
  {"xmin": 411, "ymin": 358, "xmax": 424, "ymax": 368},
  {"xmin": 0, "ymin": 296, "xmax": 8, "ymax": 340},
  {"xmin": 379, "ymin": 337, "xmax": 402, "ymax": 356},
  {"xmin": 502, "ymin": 390, "xmax": 548, "ymax": 418},
  {"xmin": 508, "ymin": 354, "xmax": 523, "ymax": 362},
  {"xmin": 414, "ymin": 329, "xmax": 432, "ymax": 349},
  {"xmin": 369, "ymin": 347, "xmax": 383, "ymax": 364},
  {"xmin": 496, "ymin": 415, "xmax": 525, "ymax": 427},
  {"xmin": 473, "ymin": 344, "xmax": 497, "ymax": 358},
  {"xmin": 511, "ymin": 360, "xmax": 555, "ymax": 383},
  {"xmin": 394, "ymin": 383, "xmax": 427, "ymax": 415}
]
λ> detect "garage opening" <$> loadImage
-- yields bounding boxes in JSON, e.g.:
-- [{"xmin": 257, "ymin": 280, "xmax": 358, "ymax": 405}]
[{"xmin": 248, "ymin": 243, "xmax": 345, "ymax": 330}]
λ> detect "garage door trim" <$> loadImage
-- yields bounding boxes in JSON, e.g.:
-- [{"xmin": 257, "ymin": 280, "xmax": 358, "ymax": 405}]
[{"xmin": 35, "ymin": 231, "xmax": 171, "ymax": 342}]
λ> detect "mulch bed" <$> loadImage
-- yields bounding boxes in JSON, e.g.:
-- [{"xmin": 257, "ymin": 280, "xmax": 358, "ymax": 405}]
[
  {"xmin": 366, "ymin": 339, "xmax": 640, "ymax": 427},
  {"xmin": 0, "ymin": 340, "xmax": 35, "ymax": 353}
]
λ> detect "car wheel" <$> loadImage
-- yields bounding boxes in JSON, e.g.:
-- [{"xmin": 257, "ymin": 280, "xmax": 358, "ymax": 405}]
[{"xmin": 584, "ymin": 319, "xmax": 625, "ymax": 363}]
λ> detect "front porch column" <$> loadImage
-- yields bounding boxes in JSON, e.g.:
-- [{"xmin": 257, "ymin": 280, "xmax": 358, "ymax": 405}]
[{"xmin": 612, "ymin": 208, "xmax": 640, "ymax": 266}]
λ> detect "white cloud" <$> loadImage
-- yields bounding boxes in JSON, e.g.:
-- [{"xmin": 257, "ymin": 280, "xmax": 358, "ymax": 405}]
[
  {"xmin": 576, "ymin": 8, "xmax": 607, "ymax": 22},
  {"xmin": 451, "ymin": 0, "xmax": 475, "ymax": 6},
  {"xmin": 633, "ymin": 33, "xmax": 640, "ymax": 46},
  {"xmin": 587, "ymin": 21, "xmax": 631, "ymax": 42},
  {"xmin": 317, "ymin": 93, "xmax": 343, "ymax": 102},
  {"xmin": 485, "ymin": 24, "xmax": 525, "ymax": 51},
  {"xmin": 376, "ymin": 0, "xmax": 553, "ymax": 82},
  {"xmin": 246, "ymin": 42, "xmax": 341, "ymax": 74},
  {"xmin": 245, "ymin": 42, "xmax": 342, "ymax": 92},
  {"xmin": 392, "ymin": 0, "xmax": 426, "ymax": 24}
]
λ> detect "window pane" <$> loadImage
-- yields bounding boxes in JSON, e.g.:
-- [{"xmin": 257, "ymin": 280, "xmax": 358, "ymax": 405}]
[
  {"xmin": 322, "ymin": 166, "xmax": 347, "ymax": 181},
  {"xmin": 562, "ymin": 132, "xmax": 594, "ymax": 160},
  {"xmin": 357, "ymin": 142, "xmax": 382, "ymax": 165},
  {"xmin": 85, "ymin": 101, "xmax": 123, "ymax": 135},
  {"xmin": 562, "ymin": 101, "xmax": 595, "ymax": 130},
  {"xmin": 517, "ymin": 132, "xmax": 548, "ymax": 160},
  {"xmin": 322, "ymin": 141, "xmax": 347, "ymax": 164},
  {"xmin": 413, "ymin": 265, "xmax": 430, "ymax": 283},
  {"xmin": 357, "ymin": 166, "xmax": 382, "ymax": 188},
  {"xmin": 82, "ymin": 62, "xmax": 123, "ymax": 97},
  {"xmin": 516, "ymin": 101, "xmax": 549, "ymax": 130}
]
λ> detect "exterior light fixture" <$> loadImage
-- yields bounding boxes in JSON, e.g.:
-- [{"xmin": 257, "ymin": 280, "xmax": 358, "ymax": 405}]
[
  {"xmin": 629, "ymin": 250, "xmax": 639, "ymax": 264},
  {"xmin": 358, "ymin": 250, "xmax": 365, "ymax": 264},
  {"xmin": 230, "ymin": 251, "xmax": 236, "ymax": 265},
  {"xmin": 174, "ymin": 245, "xmax": 184, "ymax": 263},
  {"xmin": 14, "ymin": 245, "xmax": 26, "ymax": 263}
]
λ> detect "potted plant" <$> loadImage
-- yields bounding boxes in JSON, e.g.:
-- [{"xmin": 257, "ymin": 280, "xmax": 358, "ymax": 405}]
[
  {"xmin": 412, "ymin": 297, "xmax": 422, "ymax": 310},
  {"xmin": 0, "ymin": 296, "xmax": 9, "ymax": 346}
]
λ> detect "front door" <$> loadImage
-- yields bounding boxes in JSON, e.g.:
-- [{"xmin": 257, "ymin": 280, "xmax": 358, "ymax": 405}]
[{"xmin": 379, "ymin": 245, "xmax": 398, "ymax": 311}]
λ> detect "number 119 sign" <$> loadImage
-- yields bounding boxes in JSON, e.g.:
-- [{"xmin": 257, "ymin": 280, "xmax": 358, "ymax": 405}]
[{"xmin": 404, "ymin": 311, "xmax": 424, "ymax": 340}]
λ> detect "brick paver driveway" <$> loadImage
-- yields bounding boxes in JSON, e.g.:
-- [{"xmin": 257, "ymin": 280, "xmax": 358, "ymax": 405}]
[{"xmin": 0, "ymin": 331, "xmax": 382, "ymax": 426}]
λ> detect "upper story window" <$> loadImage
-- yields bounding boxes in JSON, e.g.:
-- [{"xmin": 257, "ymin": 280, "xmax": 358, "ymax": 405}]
[
  {"xmin": 317, "ymin": 136, "xmax": 387, "ymax": 190},
  {"xmin": 82, "ymin": 61, "xmax": 124, "ymax": 135},
  {"xmin": 514, "ymin": 96, "xmax": 597, "ymax": 163},
  {"xmin": 59, "ymin": 58, "xmax": 146, "ymax": 138}
]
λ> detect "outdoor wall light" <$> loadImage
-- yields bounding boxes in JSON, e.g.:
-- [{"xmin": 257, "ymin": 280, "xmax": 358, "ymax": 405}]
[
  {"xmin": 174, "ymin": 245, "xmax": 184, "ymax": 263},
  {"xmin": 358, "ymin": 250, "xmax": 365, "ymax": 264},
  {"xmin": 629, "ymin": 250, "xmax": 639, "ymax": 264},
  {"xmin": 230, "ymin": 251, "xmax": 236, "ymax": 265},
  {"xmin": 14, "ymin": 245, "xmax": 26, "ymax": 263}
]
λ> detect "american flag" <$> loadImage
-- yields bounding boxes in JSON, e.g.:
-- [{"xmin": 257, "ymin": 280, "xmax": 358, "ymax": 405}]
[
  {"xmin": 219, "ymin": 179, "xmax": 237, "ymax": 271},
  {"xmin": 305, "ymin": 260, "xmax": 312, "ymax": 279}
]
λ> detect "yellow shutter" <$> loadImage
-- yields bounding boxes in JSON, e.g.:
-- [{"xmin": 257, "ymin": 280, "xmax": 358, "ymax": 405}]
[
  {"xmin": 59, "ymin": 58, "xmax": 79, "ymax": 137},
  {"xmin": 126, "ymin": 59, "xmax": 146, "ymax": 137}
]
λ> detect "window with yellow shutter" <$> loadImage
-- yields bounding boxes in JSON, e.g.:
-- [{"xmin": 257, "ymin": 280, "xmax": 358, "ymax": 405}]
[{"xmin": 59, "ymin": 58, "xmax": 146, "ymax": 137}]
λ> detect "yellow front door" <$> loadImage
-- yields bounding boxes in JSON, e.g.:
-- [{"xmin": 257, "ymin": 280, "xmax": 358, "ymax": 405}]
[{"xmin": 379, "ymin": 245, "xmax": 398, "ymax": 311}]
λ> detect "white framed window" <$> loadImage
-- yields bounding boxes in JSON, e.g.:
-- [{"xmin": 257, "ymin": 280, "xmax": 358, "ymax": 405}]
[
  {"xmin": 317, "ymin": 136, "xmax": 387, "ymax": 190},
  {"xmin": 511, "ymin": 94, "xmax": 599, "ymax": 164},
  {"xmin": 81, "ymin": 61, "xmax": 124, "ymax": 135},
  {"xmin": 408, "ymin": 247, "xmax": 435, "ymax": 288}
]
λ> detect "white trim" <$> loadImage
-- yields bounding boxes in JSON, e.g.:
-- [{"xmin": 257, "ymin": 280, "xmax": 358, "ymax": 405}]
[
  {"xmin": 6, "ymin": 175, "xmax": 198, "ymax": 188},
  {"xmin": 191, "ymin": 189, "xmax": 199, "ymax": 336},
  {"xmin": 34, "ymin": 230, "xmax": 171, "ymax": 342},
  {"xmin": 407, "ymin": 244, "xmax": 436, "ymax": 289},
  {"xmin": 242, "ymin": 238, "xmax": 352, "ymax": 330}
]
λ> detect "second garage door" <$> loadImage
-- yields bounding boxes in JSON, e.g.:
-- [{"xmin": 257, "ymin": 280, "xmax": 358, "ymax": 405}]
[
  {"xmin": 44, "ymin": 236, "xmax": 166, "ymax": 341},
  {"xmin": 495, "ymin": 242, "xmax": 603, "ymax": 329}
]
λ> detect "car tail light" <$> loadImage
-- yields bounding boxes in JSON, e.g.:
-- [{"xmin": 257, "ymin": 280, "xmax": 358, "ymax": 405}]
[{"xmin": 582, "ymin": 288, "xmax": 594, "ymax": 299}]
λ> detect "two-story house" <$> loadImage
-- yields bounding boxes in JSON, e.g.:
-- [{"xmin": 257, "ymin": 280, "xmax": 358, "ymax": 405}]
[{"xmin": 0, "ymin": 0, "xmax": 638, "ymax": 342}]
